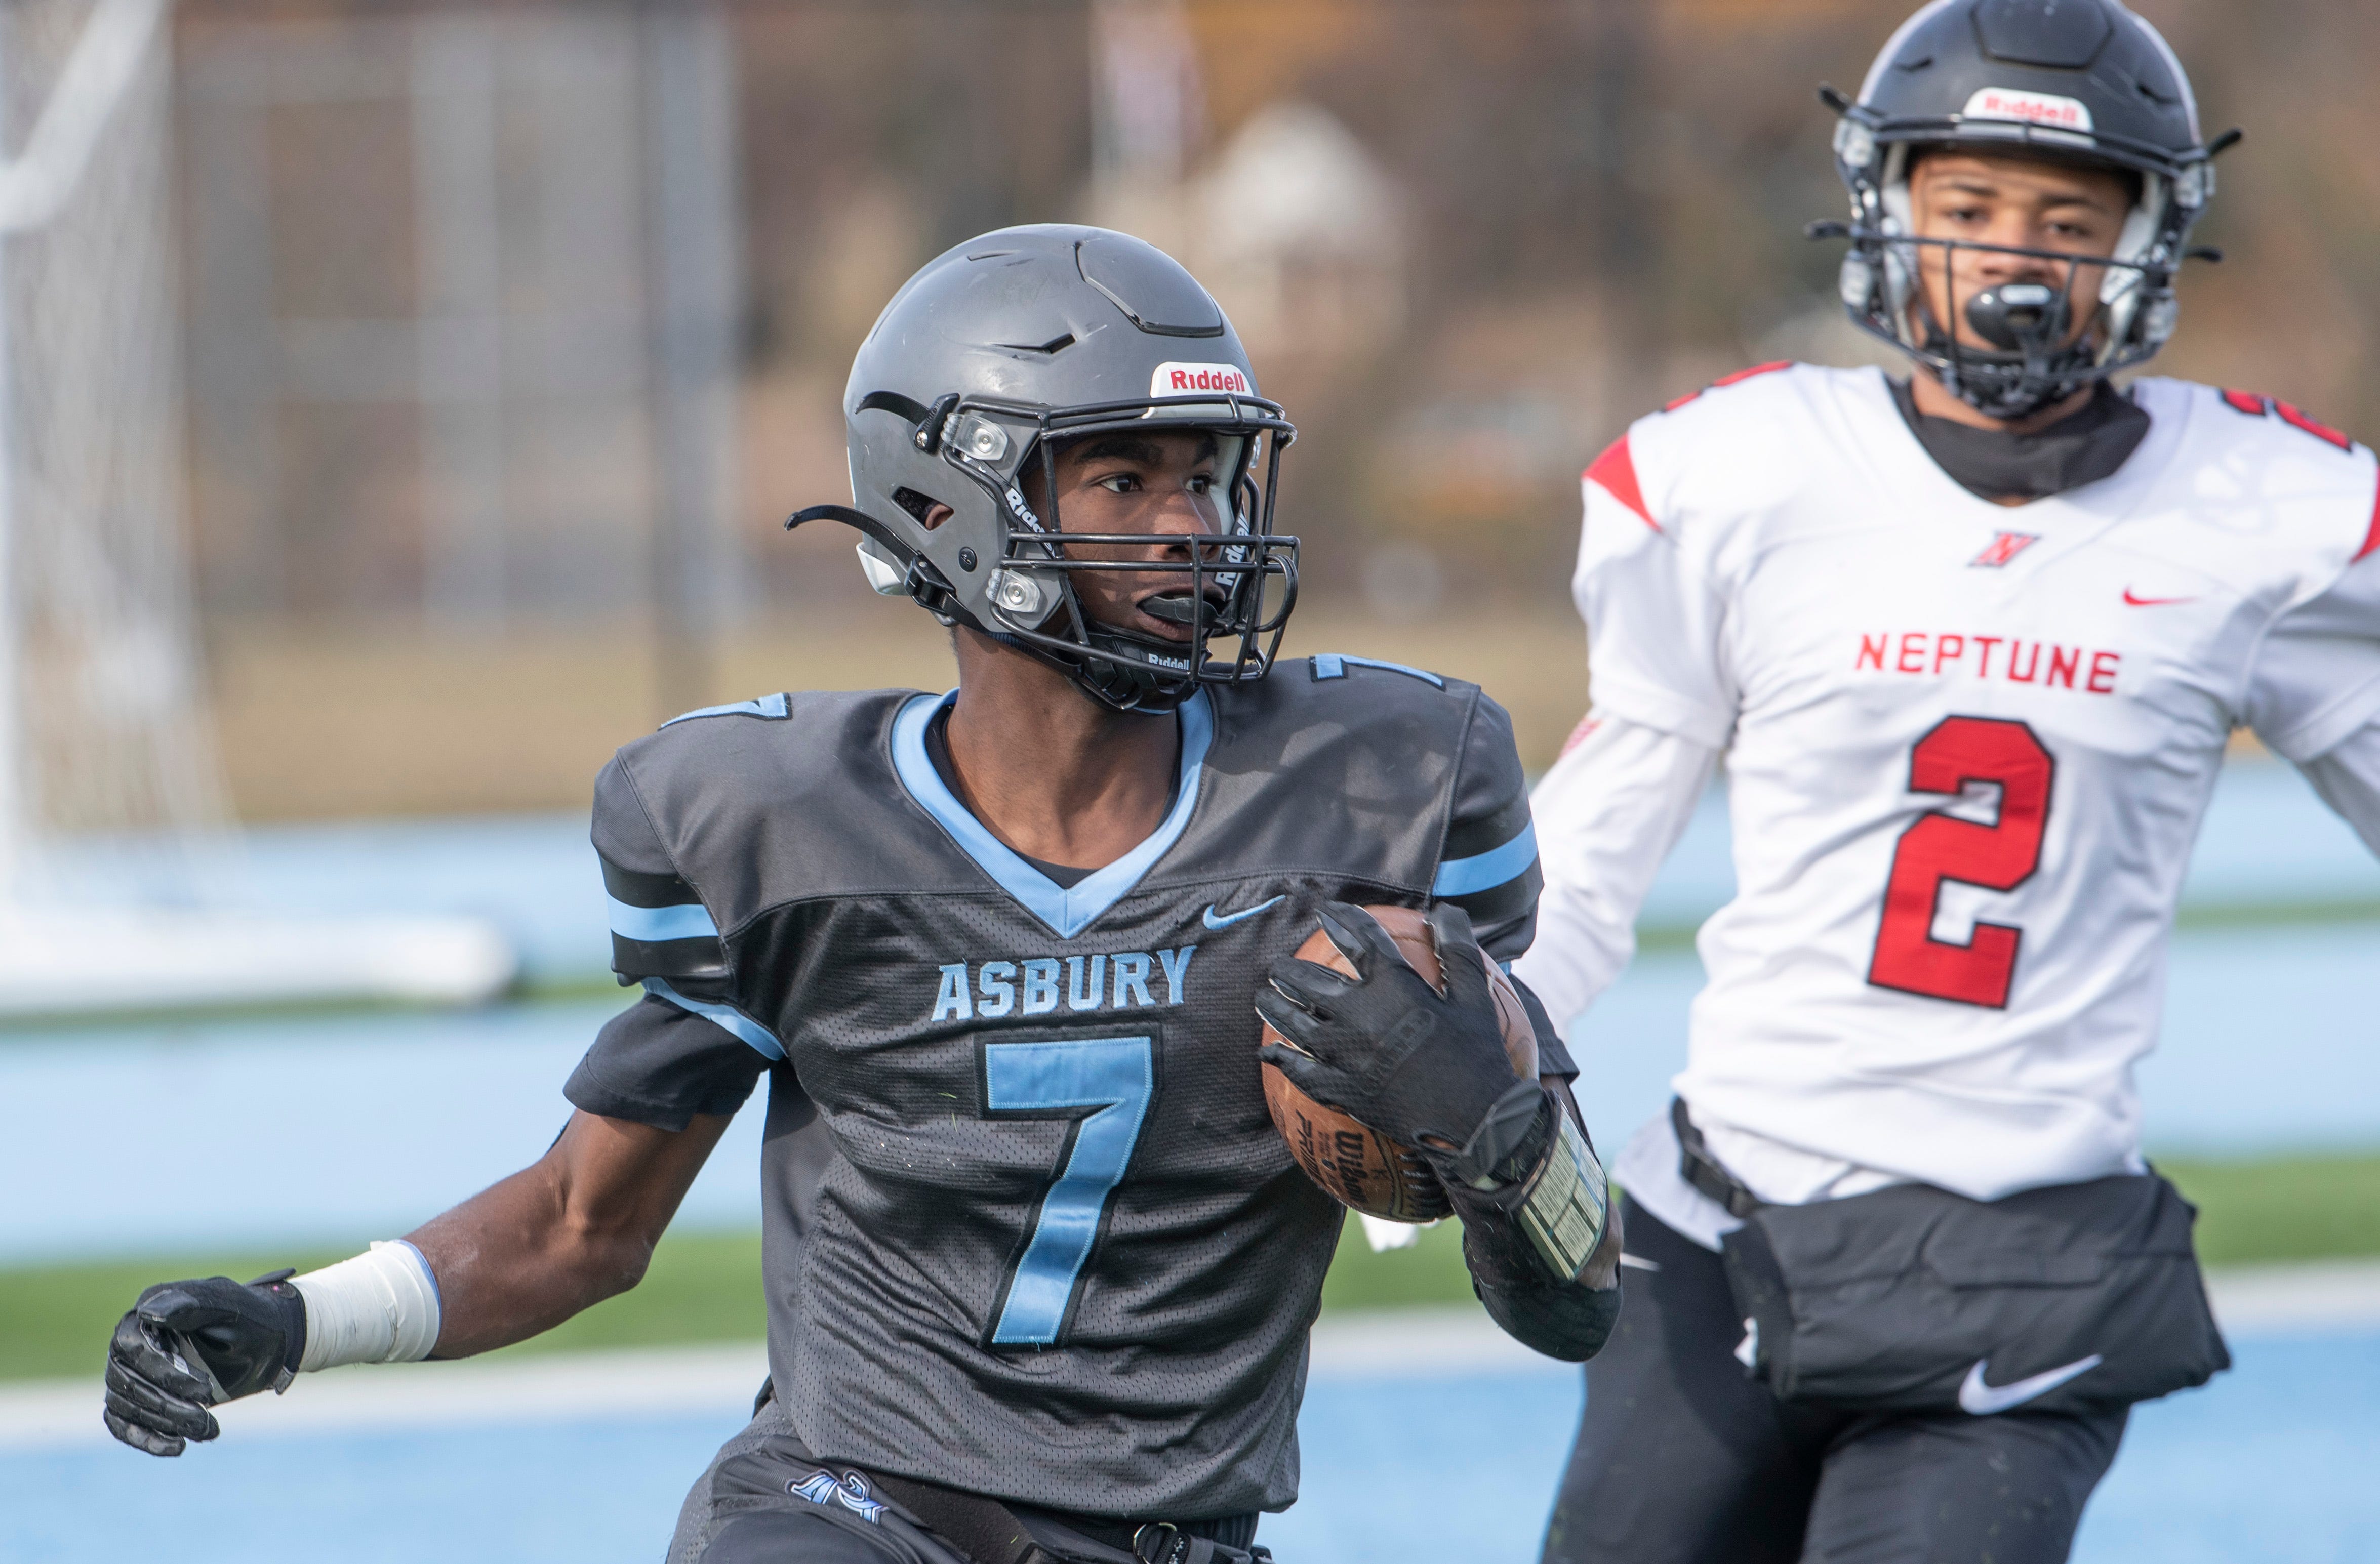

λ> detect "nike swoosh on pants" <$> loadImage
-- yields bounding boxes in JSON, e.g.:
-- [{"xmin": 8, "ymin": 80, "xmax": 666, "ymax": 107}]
[
  {"xmin": 1957, "ymin": 1353, "xmax": 2104, "ymax": 1415},
  {"xmin": 1202, "ymin": 895, "xmax": 1285, "ymax": 930}
]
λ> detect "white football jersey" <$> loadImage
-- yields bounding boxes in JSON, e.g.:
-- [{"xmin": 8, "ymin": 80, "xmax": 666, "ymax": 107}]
[{"xmin": 1547, "ymin": 363, "xmax": 2380, "ymax": 1202}]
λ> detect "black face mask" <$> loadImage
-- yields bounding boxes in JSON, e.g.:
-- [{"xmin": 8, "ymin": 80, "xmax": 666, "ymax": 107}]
[{"xmin": 1890, "ymin": 378, "xmax": 2151, "ymax": 503}]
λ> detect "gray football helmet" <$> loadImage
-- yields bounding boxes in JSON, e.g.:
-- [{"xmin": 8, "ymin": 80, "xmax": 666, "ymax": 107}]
[
  {"xmin": 789, "ymin": 225, "xmax": 1297, "ymax": 714},
  {"xmin": 1813, "ymin": 0, "xmax": 2235, "ymax": 419}
]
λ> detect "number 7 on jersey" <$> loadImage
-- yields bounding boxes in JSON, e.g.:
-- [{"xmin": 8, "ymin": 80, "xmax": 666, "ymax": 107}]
[
  {"xmin": 981, "ymin": 1035, "xmax": 1156, "ymax": 1347},
  {"xmin": 1867, "ymin": 716, "xmax": 2056, "ymax": 1010}
]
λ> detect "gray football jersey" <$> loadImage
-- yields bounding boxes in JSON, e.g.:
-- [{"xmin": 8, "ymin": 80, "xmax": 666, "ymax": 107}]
[{"xmin": 565, "ymin": 656, "xmax": 1547, "ymax": 1519}]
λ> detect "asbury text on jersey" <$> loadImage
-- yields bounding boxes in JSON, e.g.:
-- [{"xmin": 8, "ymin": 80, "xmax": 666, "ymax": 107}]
[
  {"xmin": 1567, "ymin": 361, "xmax": 2380, "ymax": 1200},
  {"xmin": 562, "ymin": 658, "xmax": 1546, "ymax": 1519}
]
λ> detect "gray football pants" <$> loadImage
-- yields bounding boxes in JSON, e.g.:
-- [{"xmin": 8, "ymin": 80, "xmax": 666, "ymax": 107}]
[
  {"xmin": 1540, "ymin": 1196, "xmax": 2129, "ymax": 1564},
  {"xmin": 669, "ymin": 1399, "xmax": 971, "ymax": 1564}
]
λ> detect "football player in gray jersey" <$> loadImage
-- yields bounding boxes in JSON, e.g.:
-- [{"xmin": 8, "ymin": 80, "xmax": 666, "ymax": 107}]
[{"xmin": 100, "ymin": 226, "xmax": 1622, "ymax": 1564}]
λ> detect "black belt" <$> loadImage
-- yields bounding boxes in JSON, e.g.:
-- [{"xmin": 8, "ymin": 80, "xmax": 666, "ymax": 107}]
[
  {"xmin": 1672, "ymin": 1096, "xmax": 1763, "ymax": 1218},
  {"xmin": 867, "ymin": 1469, "xmax": 1263, "ymax": 1564}
]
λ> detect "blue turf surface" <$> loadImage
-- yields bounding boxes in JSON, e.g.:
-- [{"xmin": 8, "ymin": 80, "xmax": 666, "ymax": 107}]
[{"xmin": 6, "ymin": 1333, "xmax": 2372, "ymax": 1563}]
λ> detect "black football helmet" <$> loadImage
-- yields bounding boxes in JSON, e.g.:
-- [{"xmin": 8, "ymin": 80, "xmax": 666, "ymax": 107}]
[
  {"xmin": 1815, "ymin": 0, "xmax": 2234, "ymax": 419},
  {"xmin": 788, "ymin": 225, "xmax": 1298, "ymax": 715}
]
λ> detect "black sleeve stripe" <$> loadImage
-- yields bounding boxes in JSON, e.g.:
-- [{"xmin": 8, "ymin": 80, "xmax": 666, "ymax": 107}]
[
  {"xmin": 610, "ymin": 932, "xmax": 731, "ymax": 984},
  {"xmin": 1442, "ymin": 860, "xmax": 1541, "ymax": 930},
  {"xmin": 601, "ymin": 857, "xmax": 701, "ymax": 910},
  {"xmin": 1441, "ymin": 790, "xmax": 1534, "ymax": 866}
]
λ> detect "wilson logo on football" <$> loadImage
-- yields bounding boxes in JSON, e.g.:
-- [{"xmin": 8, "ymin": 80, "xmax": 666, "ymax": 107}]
[
  {"xmin": 1963, "ymin": 87, "xmax": 2094, "ymax": 133},
  {"xmin": 1150, "ymin": 362, "xmax": 1250, "ymax": 398}
]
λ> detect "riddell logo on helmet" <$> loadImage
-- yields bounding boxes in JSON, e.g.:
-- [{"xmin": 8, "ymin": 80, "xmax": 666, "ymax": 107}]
[
  {"xmin": 1963, "ymin": 88, "xmax": 2094, "ymax": 133},
  {"xmin": 1151, "ymin": 362, "xmax": 1250, "ymax": 398}
]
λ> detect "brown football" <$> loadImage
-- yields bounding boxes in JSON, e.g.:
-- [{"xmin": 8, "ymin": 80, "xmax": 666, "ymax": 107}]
[{"xmin": 1260, "ymin": 904, "xmax": 1538, "ymax": 1223}]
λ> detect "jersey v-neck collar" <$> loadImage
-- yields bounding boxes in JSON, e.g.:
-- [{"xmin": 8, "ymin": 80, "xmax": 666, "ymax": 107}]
[
  {"xmin": 1843, "ymin": 367, "xmax": 2182, "ymax": 578},
  {"xmin": 889, "ymin": 688, "xmax": 1213, "ymax": 940}
]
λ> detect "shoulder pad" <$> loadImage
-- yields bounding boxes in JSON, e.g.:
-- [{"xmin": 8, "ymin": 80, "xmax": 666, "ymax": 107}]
[
  {"xmin": 1306, "ymin": 654, "xmax": 1444, "ymax": 688},
  {"xmin": 661, "ymin": 692, "xmax": 791, "ymax": 728},
  {"xmin": 2215, "ymin": 388, "xmax": 2359, "ymax": 454},
  {"xmin": 1660, "ymin": 360, "xmax": 1795, "ymax": 414}
]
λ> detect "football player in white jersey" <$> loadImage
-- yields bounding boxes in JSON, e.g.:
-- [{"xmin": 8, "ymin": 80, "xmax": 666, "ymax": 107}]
[{"xmin": 1521, "ymin": 2, "xmax": 2380, "ymax": 1560}]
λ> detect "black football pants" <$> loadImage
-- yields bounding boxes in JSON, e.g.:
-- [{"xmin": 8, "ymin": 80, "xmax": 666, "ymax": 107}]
[{"xmin": 1540, "ymin": 1196, "xmax": 2129, "ymax": 1564}]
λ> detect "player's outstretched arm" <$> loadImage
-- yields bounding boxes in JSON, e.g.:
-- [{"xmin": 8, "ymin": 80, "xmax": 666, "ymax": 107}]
[
  {"xmin": 405, "ymin": 1106, "xmax": 731, "ymax": 1357},
  {"xmin": 103, "ymin": 1106, "xmax": 729, "ymax": 1455},
  {"xmin": 1512, "ymin": 712, "xmax": 1719, "ymax": 1032},
  {"xmin": 1257, "ymin": 902, "xmax": 1624, "ymax": 1362}
]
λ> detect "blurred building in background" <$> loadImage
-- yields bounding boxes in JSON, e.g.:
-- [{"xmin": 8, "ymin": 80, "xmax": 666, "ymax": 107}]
[{"xmin": 0, "ymin": 0, "xmax": 2370, "ymax": 825}]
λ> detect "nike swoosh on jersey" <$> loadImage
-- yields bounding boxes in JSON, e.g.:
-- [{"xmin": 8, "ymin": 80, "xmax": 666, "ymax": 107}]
[
  {"xmin": 2122, "ymin": 588, "xmax": 2197, "ymax": 606},
  {"xmin": 1201, "ymin": 895, "xmax": 1285, "ymax": 930},
  {"xmin": 1957, "ymin": 1353, "xmax": 2103, "ymax": 1415}
]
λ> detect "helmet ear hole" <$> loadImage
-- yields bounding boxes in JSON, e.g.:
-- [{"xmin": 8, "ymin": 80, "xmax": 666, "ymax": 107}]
[{"xmin": 892, "ymin": 487, "xmax": 948, "ymax": 528}]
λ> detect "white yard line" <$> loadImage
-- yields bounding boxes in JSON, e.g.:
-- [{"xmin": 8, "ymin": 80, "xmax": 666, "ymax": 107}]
[
  {"xmin": 2203, "ymin": 1257, "xmax": 2380, "ymax": 1335},
  {"xmin": 0, "ymin": 1343, "xmax": 769, "ymax": 1453},
  {"xmin": 9, "ymin": 1261, "xmax": 2376, "ymax": 1453}
]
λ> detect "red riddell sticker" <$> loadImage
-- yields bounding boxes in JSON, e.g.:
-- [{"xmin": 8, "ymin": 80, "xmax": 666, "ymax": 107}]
[{"xmin": 1149, "ymin": 362, "xmax": 1250, "ymax": 398}]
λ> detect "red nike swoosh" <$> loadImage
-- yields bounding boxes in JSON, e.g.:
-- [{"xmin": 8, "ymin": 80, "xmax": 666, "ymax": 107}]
[{"xmin": 2122, "ymin": 589, "xmax": 2197, "ymax": 607}]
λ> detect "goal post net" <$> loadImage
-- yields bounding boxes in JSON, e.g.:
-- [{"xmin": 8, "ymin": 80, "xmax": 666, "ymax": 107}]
[
  {"xmin": 0, "ymin": 0, "xmax": 229, "ymax": 889},
  {"xmin": 0, "ymin": 0, "xmax": 514, "ymax": 1013}
]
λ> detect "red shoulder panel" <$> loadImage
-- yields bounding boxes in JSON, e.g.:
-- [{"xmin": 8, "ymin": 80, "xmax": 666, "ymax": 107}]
[
  {"xmin": 2275, "ymin": 400, "xmax": 2354, "ymax": 451},
  {"xmin": 1664, "ymin": 360, "xmax": 1794, "ymax": 413},
  {"xmin": 2222, "ymin": 388, "xmax": 2358, "ymax": 454},
  {"xmin": 2224, "ymin": 387, "xmax": 2373, "ymax": 557},
  {"xmin": 1583, "ymin": 436, "xmax": 1657, "ymax": 531},
  {"xmin": 1714, "ymin": 360, "xmax": 1795, "ymax": 390}
]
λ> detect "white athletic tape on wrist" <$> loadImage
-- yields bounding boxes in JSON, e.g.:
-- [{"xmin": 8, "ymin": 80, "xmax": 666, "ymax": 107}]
[{"xmin": 291, "ymin": 1240, "xmax": 442, "ymax": 1371}]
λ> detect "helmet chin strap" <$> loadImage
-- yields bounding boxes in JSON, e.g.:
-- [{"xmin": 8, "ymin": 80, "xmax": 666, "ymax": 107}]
[
  {"xmin": 1910, "ymin": 271, "xmax": 2104, "ymax": 423},
  {"xmin": 970, "ymin": 609, "xmax": 1200, "ymax": 715}
]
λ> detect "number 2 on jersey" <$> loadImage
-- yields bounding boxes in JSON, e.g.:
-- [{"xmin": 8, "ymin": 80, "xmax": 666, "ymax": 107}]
[
  {"xmin": 981, "ymin": 1035, "xmax": 1155, "ymax": 1347},
  {"xmin": 1867, "ymin": 717, "xmax": 2055, "ymax": 1009}
]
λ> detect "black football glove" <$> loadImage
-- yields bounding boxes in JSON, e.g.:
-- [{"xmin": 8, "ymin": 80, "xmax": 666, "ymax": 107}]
[
  {"xmin": 103, "ymin": 1271, "xmax": 307, "ymax": 1457},
  {"xmin": 1256, "ymin": 901, "xmax": 1548, "ymax": 1185}
]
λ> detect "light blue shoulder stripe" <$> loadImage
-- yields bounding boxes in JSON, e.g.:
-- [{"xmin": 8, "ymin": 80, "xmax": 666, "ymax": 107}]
[
  {"xmin": 1309, "ymin": 653, "xmax": 1444, "ymax": 688},
  {"xmin": 890, "ymin": 689, "xmax": 1212, "ymax": 940},
  {"xmin": 608, "ymin": 895, "xmax": 718, "ymax": 943},
  {"xmin": 1434, "ymin": 818, "xmax": 1540, "ymax": 897},
  {"xmin": 643, "ymin": 978, "xmax": 785, "ymax": 1061},
  {"xmin": 662, "ymin": 692, "xmax": 790, "ymax": 727}
]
